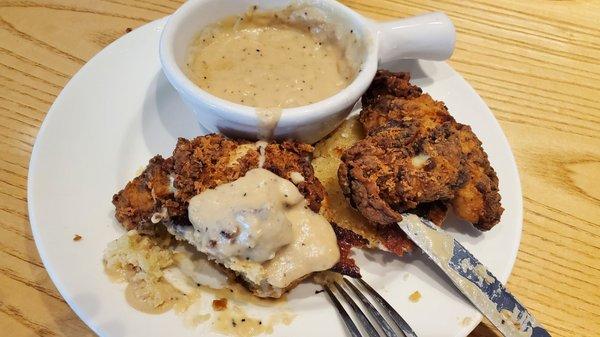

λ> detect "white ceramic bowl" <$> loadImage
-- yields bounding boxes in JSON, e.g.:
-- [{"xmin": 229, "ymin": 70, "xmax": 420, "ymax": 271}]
[{"xmin": 159, "ymin": 0, "xmax": 455, "ymax": 143}]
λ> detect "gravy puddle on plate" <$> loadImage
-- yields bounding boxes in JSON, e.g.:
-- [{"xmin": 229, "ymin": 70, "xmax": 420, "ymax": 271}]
[{"xmin": 103, "ymin": 230, "xmax": 295, "ymax": 336}]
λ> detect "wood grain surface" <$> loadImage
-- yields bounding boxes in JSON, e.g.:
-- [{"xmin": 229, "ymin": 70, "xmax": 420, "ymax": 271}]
[{"xmin": 0, "ymin": 1, "xmax": 598, "ymax": 336}]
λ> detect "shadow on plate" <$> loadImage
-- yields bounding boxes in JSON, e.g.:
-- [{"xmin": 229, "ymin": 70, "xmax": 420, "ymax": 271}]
[
  {"xmin": 442, "ymin": 208, "xmax": 485, "ymax": 245},
  {"xmin": 141, "ymin": 71, "xmax": 206, "ymax": 156}
]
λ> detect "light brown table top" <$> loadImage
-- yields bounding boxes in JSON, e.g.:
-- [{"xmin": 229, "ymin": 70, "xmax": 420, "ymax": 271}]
[{"xmin": 1, "ymin": 1, "xmax": 598, "ymax": 336}]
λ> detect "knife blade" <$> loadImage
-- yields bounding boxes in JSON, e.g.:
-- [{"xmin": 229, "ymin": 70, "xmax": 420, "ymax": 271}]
[{"xmin": 398, "ymin": 213, "xmax": 551, "ymax": 337}]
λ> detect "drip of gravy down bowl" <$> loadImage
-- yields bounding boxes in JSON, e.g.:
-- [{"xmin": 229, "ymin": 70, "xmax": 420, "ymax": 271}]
[{"xmin": 160, "ymin": 0, "xmax": 456, "ymax": 143}]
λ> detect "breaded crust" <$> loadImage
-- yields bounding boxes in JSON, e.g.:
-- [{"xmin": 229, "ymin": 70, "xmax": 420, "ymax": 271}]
[
  {"xmin": 340, "ymin": 70, "xmax": 503, "ymax": 230},
  {"xmin": 113, "ymin": 134, "xmax": 325, "ymax": 233},
  {"xmin": 112, "ymin": 155, "xmax": 173, "ymax": 233},
  {"xmin": 339, "ymin": 120, "xmax": 467, "ymax": 225},
  {"xmin": 312, "ymin": 117, "xmax": 448, "ymax": 262},
  {"xmin": 452, "ymin": 124, "xmax": 503, "ymax": 230}
]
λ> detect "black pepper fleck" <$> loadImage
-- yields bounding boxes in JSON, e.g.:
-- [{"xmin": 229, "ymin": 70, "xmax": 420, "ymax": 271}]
[
  {"xmin": 125, "ymin": 27, "xmax": 132, "ymax": 33},
  {"xmin": 315, "ymin": 289, "xmax": 325, "ymax": 294}
]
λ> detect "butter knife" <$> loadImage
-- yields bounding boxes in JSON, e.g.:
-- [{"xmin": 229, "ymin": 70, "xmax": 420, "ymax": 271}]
[{"xmin": 398, "ymin": 214, "xmax": 551, "ymax": 337}]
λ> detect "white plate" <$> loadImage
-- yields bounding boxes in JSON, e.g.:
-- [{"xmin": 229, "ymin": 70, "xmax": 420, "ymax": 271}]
[{"xmin": 28, "ymin": 18, "xmax": 522, "ymax": 337}]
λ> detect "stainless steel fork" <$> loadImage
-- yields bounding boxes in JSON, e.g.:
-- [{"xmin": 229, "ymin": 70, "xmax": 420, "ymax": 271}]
[{"xmin": 324, "ymin": 277, "xmax": 418, "ymax": 337}]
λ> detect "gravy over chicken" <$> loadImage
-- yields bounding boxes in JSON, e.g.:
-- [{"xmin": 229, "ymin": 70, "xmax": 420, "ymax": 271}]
[{"xmin": 179, "ymin": 168, "xmax": 339, "ymax": 294}]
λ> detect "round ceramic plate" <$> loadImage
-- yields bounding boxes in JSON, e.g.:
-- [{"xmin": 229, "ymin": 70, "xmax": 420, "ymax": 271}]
[{"xmin": 28, "ymin": 18, "xmax": 522, "ymax": 337}]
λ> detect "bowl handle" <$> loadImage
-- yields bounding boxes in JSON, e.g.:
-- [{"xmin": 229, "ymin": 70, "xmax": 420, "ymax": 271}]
[{"xmin": 373, "ymin": 12, "xmax": 456, "ymax": 63}]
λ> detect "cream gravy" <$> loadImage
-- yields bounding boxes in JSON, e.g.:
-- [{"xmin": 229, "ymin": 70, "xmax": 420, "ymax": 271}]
[
  {"xmin": 186, "ymin": 6, "xmax": 358, "ymax": 109},
  {"xmin": 181, "ymin": 168, "xmax": 340, "ymax": 291},
  {"xmin": 186, "ymin": 168, "xmax": 300, "ymax": 262}
]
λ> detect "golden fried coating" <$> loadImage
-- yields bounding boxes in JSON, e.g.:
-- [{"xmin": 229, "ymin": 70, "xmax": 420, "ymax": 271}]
[
  {"xmin": 112, "ymin": 156, "xmax": 173, "ymax": 232},
  {"xmin": 339, "ymin": 120, "xmax": 467, "ymax": 225},
  {"xmin": 360, "ymin": 70, "xmax": 452, "ymax": 135},
  {"xmin": 313, "ymin": 117, "xmax": 449, "ymax": 262},
  {"xmin": 113, "ymin": 134, "xmax": 325, "ymax": 233},
  {"xmin": 340, "ymin": 70, "xmax": 503, "ymax": 230},
  {"xmin": 452, "ymin": 124, "xmax": 503, "ymax": 230},
  {"xmin": 313, "ymin": 118, "xmax": 413, "ymax": 257},
  {"xmin": 361, "ymin": 70, "xmax": 422, "ymax": 107}
]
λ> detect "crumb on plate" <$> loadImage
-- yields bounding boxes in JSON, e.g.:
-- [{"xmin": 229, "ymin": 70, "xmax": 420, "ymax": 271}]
[{"xmin": 409, "ymin": 290, "xmax": 421, "ymax": 303}]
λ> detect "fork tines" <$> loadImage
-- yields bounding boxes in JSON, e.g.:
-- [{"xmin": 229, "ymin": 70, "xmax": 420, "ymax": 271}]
[{"xmin": 324, "ymin": 277, "xmax": 418, "ymax": 337}]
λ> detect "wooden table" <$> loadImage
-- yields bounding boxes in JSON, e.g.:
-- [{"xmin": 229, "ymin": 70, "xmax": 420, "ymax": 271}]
[{"xmin": 1, "ymin": 1, "xmax": 598, "ymax": 336}]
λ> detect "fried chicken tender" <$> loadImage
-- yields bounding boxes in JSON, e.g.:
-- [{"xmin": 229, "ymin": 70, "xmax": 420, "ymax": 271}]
[
  {"xmin": 113, "ymin": 134, "xmax": 325, "ymax": 233},
  {"xmin": 340, "ymin": 70, "xmax": 503, "ymax": 230},
  {"xmin": 313, "ymin": 118, "xmax": 414, "ymax": 258},
  {"xmin": 339, "ymin": 119, "xmax": 467, "ymax": 225},
  {"xmin": 313, "ymin": 117, "xmax": 450, "ymax": 265}
]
